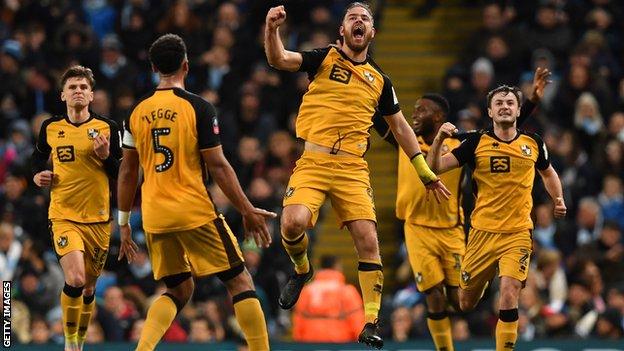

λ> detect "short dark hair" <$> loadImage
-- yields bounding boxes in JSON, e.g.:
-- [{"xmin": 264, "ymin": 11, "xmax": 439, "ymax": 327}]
[
  {"xmin": 421, "ymin": 93, "xmax": 450, "ymax": 116},
  {"xmin": 486, "ymin": 85, "xmax": 522, "ymax": 108},
  {"xmin": 320, "ymin": 255, "xmax": 339, "ymax": 269},
  {"xmin": 343, "ymin": 2, "xmax": 374, "ymax": 21},
  {"xmin": 60, "ymin": 65, "xmax": 95, "ymax": 89},
  {"xmin": 149, "ymin": 34, "xmax": 187, "ymax": 75}
]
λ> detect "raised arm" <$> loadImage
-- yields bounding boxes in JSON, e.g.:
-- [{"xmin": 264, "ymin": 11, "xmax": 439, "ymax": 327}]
[
  {"xmin": 426, "ymin": 122, "xmax": 461, "ymax": 174},
  {"xmin": 264, "ymin": 6, "xmax": 303, "ymax": 72},
  {"xmin": 384, "ymin": 111, "xmax": 450, "ymax": 201}
]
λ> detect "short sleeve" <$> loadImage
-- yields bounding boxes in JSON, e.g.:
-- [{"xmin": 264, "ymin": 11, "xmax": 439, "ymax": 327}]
[
  {"xmin": 532, "ymin": 133, "xmax": 550, "ymax": 170},
  {"xmin": 298, "ymin": 47, "xmax": 330, "ymax": 77},
  {"xmin": 451, "ymin": 132, "xmax": 481, "ymax": 169},
  {"xmin": 379, "ymin": 75, "xmax": 400, "ymax": 116},
  {"xmin": 195, "ymin": 100, "xmax": 221, "ymax": 149},
  {"xmin": 35, "ymin": 119, "xmax": 52, "ymax": 154},
  {"xmin": 122, "ymin": 114, "xmax": 136, "ymax": 149}
]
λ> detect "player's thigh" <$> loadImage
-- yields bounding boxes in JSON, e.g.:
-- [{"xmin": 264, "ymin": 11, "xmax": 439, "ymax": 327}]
[
  {"xmin": 404, "ymin": 223, "xmax": 445, "ymax": 292},
  {"xmin": 179, "ymin": 215, "xmax": 245, "ymax": 278},
  {"xmin": 145, "ymin": 231, "xmax": 190, "ymax": 281},
  {"xmin": 460, "ymin": 228, "xmax": 498, "ymax": 291},
  {"xmin": 328, "ymin": 158, "xmax": 376, "ymax": 225},
  {"xmin": 498, "ymin": 230, "xmax": 532, "ymax": 284},
  {"xmin": 440, "ymin": 225, "xmax": 466, "ymax": 288},
  {"xmin": 50, "ymin": 220, "xmax": 86, "ymax": 277},
  {"xmin": 283, "ymin": 155, "xmax": 330, "ymax": 227},
  {"xmin": 81, "ymin": 222, "xmax": 111, "ymax": 278}
]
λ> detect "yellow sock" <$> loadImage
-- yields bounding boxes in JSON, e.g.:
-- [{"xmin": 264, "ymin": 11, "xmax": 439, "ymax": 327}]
[
  {"xmin": 281, "ymin": 232, "xmax": 310, "ymax": 274},
  {"xmin": 496, "ymin": 308, "xmax": 519, "ymax": 351},
  {"xmin": 136, "ymin": 294, "xmax": 179, "ymax": 351},
  {"xmin": 358, "ymin": 259, "xmax": 383, "ymax": 323},
  {"xmin": 233, "ymin": 291, "xmax": 269, "ymax": 351},
  {"xmin": 77, "ymin": 294, "xmax": 95, "ymax": 347},
  {"xmin": 427, "ymin": 313, "xmax": 454, "ymax": 351},
  {"xmin": 61, "ymin": 284, "xmax": 83, "ymax": 345}
]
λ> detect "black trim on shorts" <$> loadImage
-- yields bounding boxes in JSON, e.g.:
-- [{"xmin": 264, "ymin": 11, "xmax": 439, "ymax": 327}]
[
  {"xmin": 216, "ymin": 262, "xmax": 244, "ymax": 282},
  {"xmin": 358, "ymin": 261, "xmax": 383, "ymax": 271},
  {"xmin": 214, "ymin": 217, "xmax": 240, "ymax": 266},
  {"xmin": 162, "ymin": 271, "xmax": 192, "ymax": 288},
  {"xmin": 232, "ymin": 290, "xmax": 258, "ymax": 304}
]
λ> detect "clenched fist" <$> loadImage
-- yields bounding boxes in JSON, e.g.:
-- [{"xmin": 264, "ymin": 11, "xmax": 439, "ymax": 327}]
[{"xmin": 266, "ymin": 6, "xmax": 287, "ymax": 31}]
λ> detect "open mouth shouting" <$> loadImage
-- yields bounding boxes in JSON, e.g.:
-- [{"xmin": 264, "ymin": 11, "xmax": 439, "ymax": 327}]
[{"xmin": 352, "ymin": 23, "xmax": 365, "ymax": 40}]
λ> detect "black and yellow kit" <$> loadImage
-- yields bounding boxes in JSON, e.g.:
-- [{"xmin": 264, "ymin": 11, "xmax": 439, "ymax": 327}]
[
  {"xmin": 296, "ymin": 45, "xmax": 400, "ymax": 156},
  {"xmin": 32, "ymin": 112, "xmax": 120, "ymax": 273},
  {"xmin": 451, "ymin": 128, "xmax": 550, "ymax": 289},
  {"xmin": 284, "ymin": 46, "xmax": 400, "ymax": 226},
  {"xmin": 124, "ymin": 88, "xmax": 243, "ymax": 279},
  {"xmin": 397, "ymin": 136, "xmax": 465, "ymax": 291}
]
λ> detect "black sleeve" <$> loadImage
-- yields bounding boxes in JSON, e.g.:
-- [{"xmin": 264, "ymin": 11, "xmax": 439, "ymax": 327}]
[
  {"xmin": 371, "ymin": 112, "xmax": 398, "ymax": 148},
  {"xmin": 450, "ymin": 132, "xmax": 481, "ymax": 169},
  {"xmin": 195, "ymin": 100, "xmax": 221, "ymax": 149},
  {"xmin": 379, "ymin": 75, "xmax": 400, "ymax": 116},
  {"xmin": 103, "ymin": 119, "xmax": 122, "ymax": 178},
  {"xmin": 298, "ymin": 47, "xmax": 330, "ymax": 78},
  {"xmin": 517, "ymin": 99, "xmax": 537, "ymax": 127},
  {"xmin": 532, "ymin": 132, "xmax": 550, "ymax": 171},
  {"xmin": 30, "ymin": 120, "xmax": 52, "ymax": 176},
  {"xmin": 453, "ymin": 129, "xmax": 481, "ymax": 142}
]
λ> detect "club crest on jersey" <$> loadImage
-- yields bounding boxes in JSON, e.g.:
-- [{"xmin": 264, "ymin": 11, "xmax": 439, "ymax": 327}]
[
  {"xmin": 520, "ymin": 144, "xmax": 531, "ymax": 156},
  {"xmin": 212, "ymin": 116, "xmax": 220, "ymax": 134},
  {"xmin": 364, "ymin": 71, "xmax": 375, "ymax": 83},
  {"xmin": 87, "ymin": 128, "xmax": 99, "ymax": 139},
  {"xmin": 461, "ymin": 270, "xmax": 471, "ymax": 283},
  {"xmin": 415, "ymin": 272, "xmax": 423, "ymax": 284},
  {"xmin": 57, "ymin": 235, "xmax": 68, "ymax": 248},
  {"xmin": 284, "ymin": 187, "xmax": 295, "ymax": 198}
]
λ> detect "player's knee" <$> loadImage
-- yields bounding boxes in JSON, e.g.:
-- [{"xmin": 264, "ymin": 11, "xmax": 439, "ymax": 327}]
[
  {"xmin": 221, "ymin": 267, "xmax": 254, "ymax": 296},
  {"xmin": 499, "ymin": 281, "xmax": 521, "ymax": 307},
  {"xmin": 357, "ymin": 234, "xmax": 379, "ymax": 257},
  {"xmin": 83, "ymin": 286, "xmax": 95, "ymax": 297},
  {"xmin": 163, "ymin": 272, "xmax": 194, "ymax": 303},
  {"xmin": 65, "ymin": 271, "xmax": 86, "ymax": 288},
  {"xmin": 446, "ymin": 287, "xmax": 461, "ymax": 311},
  {"xmin": 424, "ymin": 285, "xmax": 446, "ymax": 312},
  {"xmin": 459, "ymin": 292, "xmax": 477, "ymax": 312},
  {"xmin": 280, "ymin": 215, "xmax": 306, "ymax": 237}
]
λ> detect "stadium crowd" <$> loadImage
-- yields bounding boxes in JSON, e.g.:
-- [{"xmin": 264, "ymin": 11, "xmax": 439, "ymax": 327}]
[{"xmin": 0, "ymin": 0, "xmax": 622, "ymax": 345}]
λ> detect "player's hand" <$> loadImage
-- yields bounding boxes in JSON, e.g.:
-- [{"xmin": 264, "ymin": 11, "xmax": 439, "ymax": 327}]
[
  {"xmin": 425, "ymin": 179, "xmax": 451, "ymax": 204},
  {"xmin": 436, "ymin": 122, "xmax": 458, "ymax": 141},
  {"xmin": 242, "ymin": 208, "xmax": 277, "ymax": 248},
  {"xmin": 553, "ymin": 197, "xmax": 566, "ymax": 218},
  {"xmin": 93, "ymin": 134, "xmax": 110, "ymax": 160},
  {"xmin": 118, "ymin": 224, "xmax": 138, "ymax": 263},
  {"xmin": 266, "ymin": 6, "xmax": 286, "ymax": 31},
  {"xmin": 34, "ymin": 170, "xmax": 54, "ymax": 187},
  {"xmin": 530, "ymin": 67, "xmax": 552, "ymax": 103}
]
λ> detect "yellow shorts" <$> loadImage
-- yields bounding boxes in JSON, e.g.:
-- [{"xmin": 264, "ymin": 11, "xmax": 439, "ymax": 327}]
[
  {"xmin": 283, "ymin": 150, "xmax": 375, "ymax": 227},
  {"xmin": 404, "ymin": 223, "xmax": 465, "ymax": 292},
  {"xmin": 49, "ymin": 219, "xmax": 110, "ymax": 278},
  {"xmin": 146, "ymin": 215, "xmax": 244, "ymax": 280},
  {"xmin": 460, "ymin": 228, "xmax": 532, "ymax": 291}
]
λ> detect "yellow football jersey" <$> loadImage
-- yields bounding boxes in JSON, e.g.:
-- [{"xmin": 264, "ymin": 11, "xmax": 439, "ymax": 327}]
[
  {"xmin": 33, "ymin": 114, "xmax": 121, "ymax": 223},
  {"xmin": 396, "ymin": 136, "xmax": 464, "ymax": 228},
  {"xmin": 124, "ymin": 88, "xmax": 220, "ymax": 233},
  {"xmin": 451, "ymin": 130, "xmax": 550, "ymax": 233},
  {"xmin": 296, "ymin": 46, "xmax": 400, "ymax": 156}
]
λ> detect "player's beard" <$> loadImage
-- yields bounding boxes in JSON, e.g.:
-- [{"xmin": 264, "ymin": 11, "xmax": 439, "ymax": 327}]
[
  {"xmin": 416, "ymin": 118, "xmax": 435, "ymax": 137},
  {"xmin": 343, "ymin": 30, "xmax": 373, "ymax": 53}
]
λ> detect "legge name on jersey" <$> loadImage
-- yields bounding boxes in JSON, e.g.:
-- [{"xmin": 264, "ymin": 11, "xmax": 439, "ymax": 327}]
[{"xmin": 141, "ymin": 109, "xmax": 178, "ymax": 124}]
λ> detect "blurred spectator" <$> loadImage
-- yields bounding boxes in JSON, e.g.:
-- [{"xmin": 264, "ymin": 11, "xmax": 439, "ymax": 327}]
[
  {"xmin": 594, "ymin": 308, "xmax": 624, "ymax": 339},
  {"xmin": 533, "ymin": 250, "xmax": 568, "ymax": 313},
  {"xmin": 527, "ymin": 3, "xmax": 574, "ymax": 65},
  {"xmin": 30, "ymin": 315, "xmax": 50, "ymax": 344},
  {"xmin": 292, "ymin": 255, "xmax": 364, "ymax": 342},
  {"xmin": 575, "ymin": 197, "xmax": 603, "ymax": 247},
  {"xmin": 573, "ymin": 92, "xmax": 606, "ymax": 156},
  {"xmin": 0, "ymin": 221, "xmax": 22, "ymax": 281},
  {"xmin": 188, "ymin": 316, "xmax": 216, "ymax": 342},
  {"xmin": 578, "ymin": 222, "xmax": 624, "ymax": 290},
  {"xmin": 598, "ymin": 175, "xmax": 624, "ymax": 230}
]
